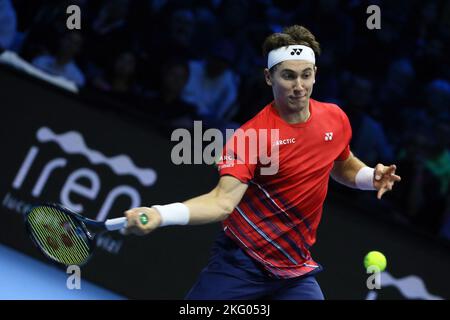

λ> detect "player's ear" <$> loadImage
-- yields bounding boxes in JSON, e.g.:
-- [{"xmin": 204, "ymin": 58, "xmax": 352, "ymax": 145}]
[
  {"xmin": 313, "ymin": 66, "xmax": 318, "ymax": 84},
  {"xmin": 264, "ymin": 68, "xmax": 272, "ymax": 86}
]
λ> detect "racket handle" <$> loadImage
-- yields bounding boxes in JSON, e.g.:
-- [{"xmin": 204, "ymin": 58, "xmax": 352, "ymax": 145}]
[{"xmin": 105, "ymin": 217, "xmax": 128, "ymax": 231}]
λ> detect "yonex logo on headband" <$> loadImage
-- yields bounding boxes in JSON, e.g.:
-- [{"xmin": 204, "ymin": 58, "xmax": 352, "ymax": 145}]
[
  {"xmin": 291, "ymin": 48, "xmax": 303, "ymax": 55},
  {"xmin": 268, "ymin": 45, "xmax": 315, "ymax": 69}
]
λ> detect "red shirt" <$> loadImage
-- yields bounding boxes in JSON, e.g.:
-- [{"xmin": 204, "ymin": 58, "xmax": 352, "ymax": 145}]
[{"xmin": 217, "ymin": 99, "xmax": 352, "ymax": 278}]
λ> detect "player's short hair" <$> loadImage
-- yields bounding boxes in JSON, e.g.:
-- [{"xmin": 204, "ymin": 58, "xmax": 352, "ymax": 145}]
[{"xmin": 262, "ymin": 25, "xmax": 321, "ymax": 71}]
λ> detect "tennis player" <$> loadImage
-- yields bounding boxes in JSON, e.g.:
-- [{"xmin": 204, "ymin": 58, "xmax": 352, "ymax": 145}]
[{"xmin": 123, "ymin": 25, "xmax": 401, "ymax": 299}]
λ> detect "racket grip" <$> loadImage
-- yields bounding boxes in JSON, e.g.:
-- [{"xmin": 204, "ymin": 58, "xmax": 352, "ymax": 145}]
[{"xmin": 105, "ymin": 217, "xmax": 128, "ymax": 231}]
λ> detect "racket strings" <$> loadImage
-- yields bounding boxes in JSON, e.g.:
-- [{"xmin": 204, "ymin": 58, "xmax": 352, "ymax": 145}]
[
  {"xmin": 30, "ymin": 207, "xmax": 88, "ymax": 265},
  {"xmin": 43, "ymin": 207, "xmax": 88, "ymax": 264},
  {"xmin": 28, "ymin": 206, "xmax": 91, "ymax": 265}
]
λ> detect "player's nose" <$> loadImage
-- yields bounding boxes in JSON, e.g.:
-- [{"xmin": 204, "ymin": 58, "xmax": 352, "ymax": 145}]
[{"xmin": 293, "ymin": 78, "xmax": 304, "ymax": 90}]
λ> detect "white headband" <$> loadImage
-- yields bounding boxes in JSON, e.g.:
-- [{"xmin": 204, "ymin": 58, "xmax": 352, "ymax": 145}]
[{"xmin": 267, "ymin": 45, "xmax": 316, "ymax": 69}]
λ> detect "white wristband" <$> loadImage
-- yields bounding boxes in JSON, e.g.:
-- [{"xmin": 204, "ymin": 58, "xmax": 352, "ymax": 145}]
[
  {"xmin": 152, "ymin": 203, "xmax": 190, "ymax": 227},
  {"xmin": 355, "ymin": 167, "xmax": 376, "ymax": 190}
]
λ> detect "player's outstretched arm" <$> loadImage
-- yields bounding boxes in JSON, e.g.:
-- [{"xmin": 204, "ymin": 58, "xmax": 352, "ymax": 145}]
[
  {"xmin": 331, "ymin": 152, "xmax": 401, "ymax": 199},
  {"xmin": 123, "ymin": 175, "xmax": 248, "ymax": 236}
]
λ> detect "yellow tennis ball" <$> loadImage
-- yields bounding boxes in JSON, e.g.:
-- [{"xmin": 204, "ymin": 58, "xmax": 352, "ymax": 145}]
[{"xmin": 364, "ymin": 251, "xmax": 387, "ymax": 272}]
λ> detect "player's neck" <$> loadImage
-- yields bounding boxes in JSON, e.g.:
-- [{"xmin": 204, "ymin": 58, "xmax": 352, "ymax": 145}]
[{"xmin": 274, "ymin": 100, "xmax": 311, "ymax": 124}]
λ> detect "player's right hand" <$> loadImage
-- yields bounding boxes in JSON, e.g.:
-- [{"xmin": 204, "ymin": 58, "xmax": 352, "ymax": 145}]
[{"xmin": 122, "ymin": 207, "xmax": 162, "ymax": 236}]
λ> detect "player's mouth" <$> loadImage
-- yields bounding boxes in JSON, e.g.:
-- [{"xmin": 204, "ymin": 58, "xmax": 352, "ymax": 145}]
[{"xmin": 289, "ymin": 95, "xmax": 307, "ymax": 101}]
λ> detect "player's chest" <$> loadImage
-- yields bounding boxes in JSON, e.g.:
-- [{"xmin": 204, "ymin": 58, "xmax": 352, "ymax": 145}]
[{"xmin": 268, "ymin": 123, "xmax": 345, "ymax": 174}]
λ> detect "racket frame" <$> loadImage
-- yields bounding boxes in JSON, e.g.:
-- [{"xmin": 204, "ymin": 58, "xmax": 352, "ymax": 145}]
[{"xmin": 24, "ymin": 203, "xmax": 107, "ymax": 266}]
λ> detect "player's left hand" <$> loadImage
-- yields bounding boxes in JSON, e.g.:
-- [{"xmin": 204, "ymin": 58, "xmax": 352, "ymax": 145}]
[{"xmin": 373, "ymin": 164, "xmax": 402, "ymax": 199}]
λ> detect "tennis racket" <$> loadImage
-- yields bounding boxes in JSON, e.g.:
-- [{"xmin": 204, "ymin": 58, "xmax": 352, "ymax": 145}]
[{"xmin": 24, "ymin": 203, "xmax": 146, "ymax": 266}]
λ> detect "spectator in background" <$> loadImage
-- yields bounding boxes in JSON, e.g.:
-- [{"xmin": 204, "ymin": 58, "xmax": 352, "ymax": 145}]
[
  {"xmin": 394, "ymin": 120, "xmax": 449, "ymax": 234},
  {"xmin": 235, "ymin": 62, "xmax": 273, "ymax": 124},
  {"xmin": 167, "ymin": 9, "xmax": 197, "ymax": 56},
  {"xmin": 348, "ymin": 11, "xmax": 405, "ymax": 78},
  {"xmin": 17, "ymin": 0, "xmax": 87, "ymax": 61},
  {"xmin": 181, "ymin": 39, "xmax": 240, "ymax": 130},
  {"xmin": 217, "ymin": 0, "xmax": 251, "ymax": 39},
  {"xmin": 32, "ymin": 31, "xmax": 85, "ymax": 87},
  {"xmin": 215, "ymin": 0, "xmax": 265, "ymax": 78},
  {"xmin": 84, "ymin": 0, "xmax": 132, "ymax": 75},
  {"xmin": 0, "ymin": 0, "xmax": 17, "ymax": 50},
  {"xmin": 311, "ymin": 45, "xmax": 340, "ymax": 103},
  {"xmin": 90, "ymin": 0, "xmax": 130, "ymax": 41},
  {"xmin": 146, "ymin": 57, "xmax": 197, "ymax": 133},
  {"xmin": 90, "ymin": 51, "xmax": 144, "ymax": 106},
  {"xmin": 297, "ymin": 0, "xmax": 354, "ymax": 58},
  {"xmin": 233, "ymin": 23, "xmax": 271, "ymax": 77},
  {"xmin": 425, "ymin": 121, "xmax": 450, "ymax": 198},
  {"xmin": 381, "ymin": 59, "xmax": 416, "ymax": 105},
  {"xmin": 138, "ymin": 8, "xmax": 199, "ymax": 90},
  {"xmin": 192, "ymin": 5, "xmax": 219, "ymax": 54},
  {"xmin": 412, "ymin": 0, "xmax": 448, "ymax": 82},
  {"xmin": 265, "ymin": 4, "xmax": 294, "ymax": 33},
  {"xmin": 343, "ymin": 75, "xmax": 394, "ymax": 166},
  {"xmin": 377, "ymin": 58, "xmax": 417, "ymax": 141},
  {"xmin": 426, "ymin": 79, "xmax": 450, "ymax": 120}
]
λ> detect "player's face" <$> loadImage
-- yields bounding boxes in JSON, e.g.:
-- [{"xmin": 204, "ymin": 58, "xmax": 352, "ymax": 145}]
[{"xmin": 265, "ymin": 60, "xmax": 316, "ymax": 112}]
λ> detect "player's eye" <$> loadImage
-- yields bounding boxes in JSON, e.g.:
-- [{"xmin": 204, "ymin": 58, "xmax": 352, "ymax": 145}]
[
  {"xmin": 302, "ymin": 73, "xmax": 311, "ymax": 79},
  {"xmin": 282, "ymin": 73, "xmax": 297, "ymax": 80}
]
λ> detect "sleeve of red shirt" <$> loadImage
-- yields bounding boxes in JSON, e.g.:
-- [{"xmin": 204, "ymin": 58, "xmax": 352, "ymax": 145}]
[
  {"xmin": 217, "ymin": 128, "xmax": 258, "ymax": 184},
  {"xmin": 335, "ymin": 106, "xmax": 353, "ymax": 161}
]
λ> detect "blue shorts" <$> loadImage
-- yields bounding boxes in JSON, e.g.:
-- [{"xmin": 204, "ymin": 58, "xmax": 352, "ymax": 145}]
[{"xmin": 185, "ymin": 231, "xmax": 324, "ymax": 300}]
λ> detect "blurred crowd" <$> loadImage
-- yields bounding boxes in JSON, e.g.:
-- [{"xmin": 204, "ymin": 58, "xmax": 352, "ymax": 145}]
[{"xmin": 0, "ymin": 0, "xmax": 449, "ymax": 241}]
